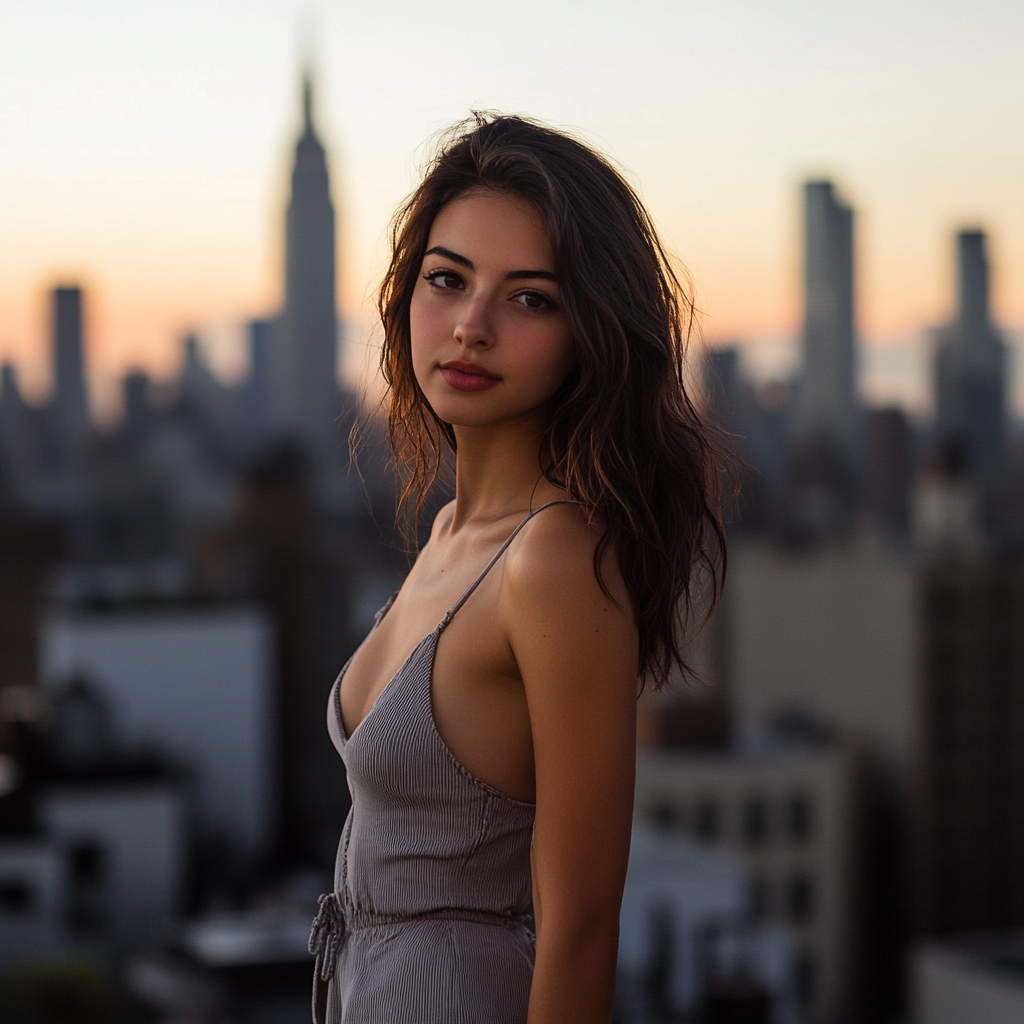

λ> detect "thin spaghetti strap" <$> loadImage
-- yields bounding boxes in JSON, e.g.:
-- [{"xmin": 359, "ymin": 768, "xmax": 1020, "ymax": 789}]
[{"xmin": 437, "ymin": 500, "xmax": 578, "ymax": 631}]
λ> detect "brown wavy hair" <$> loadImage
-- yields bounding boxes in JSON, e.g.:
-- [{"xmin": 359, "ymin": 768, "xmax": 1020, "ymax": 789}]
[{"xmin": 371, "ymin": 113, "xmax": 727, "ymax": 689}]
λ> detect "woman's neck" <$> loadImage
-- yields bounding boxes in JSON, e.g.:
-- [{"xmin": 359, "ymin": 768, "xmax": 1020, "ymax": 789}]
[{"xmin": 449, "ymin": 412, "xmax": 561, "ymax": 531}]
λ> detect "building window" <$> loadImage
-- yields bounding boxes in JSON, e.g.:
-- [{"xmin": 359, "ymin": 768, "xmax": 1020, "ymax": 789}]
[
  {"xmin": 67, "ymin": 841, "xmax": 108, "ymax": 938},
  {"xmin": 742, "ymin": 796, "xmax": 768, "ymax": 847},
  {"xmin": 695, "ymin": 799, "xmax": 719, "ymax": 842},
  {"xmin": 796, "ymin": 949, "xmax": 815, "ymax": 1009},
  {"xmin": 748, "ymin": 874, "xmax": 768, "ymax": 922},
  {"xmin": 0, "ymin": 879, "xmax": 35, "ymax": 915},
  {"xmin": 788, "ymin": 794, "xmax": 814, "ymax": 844},
  {"xmin": 787, "ymin": 872, "xmax": 814, "ymax": 924},
  {"xmin": 643, "ymin": 906, "xmax": 675, "ymax": 1016},
  {"xmin": 649, "ymin": 799, "xmax": 678, "ymax": 833}
]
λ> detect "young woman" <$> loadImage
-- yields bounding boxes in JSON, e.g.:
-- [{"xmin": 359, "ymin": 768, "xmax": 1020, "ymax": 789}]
[{"xmin": 309, "ymin": 114, "xmax": 726, "ymax": 1024}]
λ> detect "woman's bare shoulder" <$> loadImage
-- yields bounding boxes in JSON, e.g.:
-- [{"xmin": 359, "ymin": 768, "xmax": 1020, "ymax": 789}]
[
  {"xmin": 503, "ymin": 502, "xmax": 631, "ymax": 618},
  {"xmin": 501, "ymin": 502, "xmax": 638, "ymax": 750}
]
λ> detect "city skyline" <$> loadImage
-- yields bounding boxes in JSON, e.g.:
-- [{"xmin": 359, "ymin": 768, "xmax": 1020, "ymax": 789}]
[{"xmin": 2, "ymin": 0, "xmax": 1023, "ymax": 420}]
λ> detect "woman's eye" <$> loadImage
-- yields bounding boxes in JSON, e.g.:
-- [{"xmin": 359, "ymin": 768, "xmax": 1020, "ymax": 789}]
[
  {"xmin": 424, "ymin": 269, "xmax": 463, "ymax": 290},
  {"xmin": 514, "ymin": 291, "xmax": 552, "ymax": 311}
]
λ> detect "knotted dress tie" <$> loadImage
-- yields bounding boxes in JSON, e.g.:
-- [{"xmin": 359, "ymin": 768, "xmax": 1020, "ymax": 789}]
[
  {"xmin": 309, "ymin": 892, "xmax": 529, "ymax": 972},
  {"xmin": 309, "ymin": 892, "xmax": 345, "ymax": 982},
  {"xmin": 308, "ymin": 889, "xmax": 531, "ymax": 1017}
]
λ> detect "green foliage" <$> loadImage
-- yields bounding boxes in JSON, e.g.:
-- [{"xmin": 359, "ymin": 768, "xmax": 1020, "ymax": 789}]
[{"xmin": 0, "ymin": 957, "xmax": 118, "ymax": 1024}]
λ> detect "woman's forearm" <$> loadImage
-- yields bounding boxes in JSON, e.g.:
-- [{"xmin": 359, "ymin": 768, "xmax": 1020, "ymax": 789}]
[{"xmin": 527, "ymin": 915, "xmax": 620, "ymax": 1024}]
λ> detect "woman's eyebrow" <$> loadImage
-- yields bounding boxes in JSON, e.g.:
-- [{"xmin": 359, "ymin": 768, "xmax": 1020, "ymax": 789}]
[
  {"xmin": 424, "ymin": 246, "xmax": 557, "ymax": 283},
  {"xmin": 424, "ymin": 245, "xmax": 473, "ymax": 269}
]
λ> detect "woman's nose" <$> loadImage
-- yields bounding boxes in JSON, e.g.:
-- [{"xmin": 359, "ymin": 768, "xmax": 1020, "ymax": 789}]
[{"xmin": 453, "ymin": 295, "xmax": 494, "ymax": 349}]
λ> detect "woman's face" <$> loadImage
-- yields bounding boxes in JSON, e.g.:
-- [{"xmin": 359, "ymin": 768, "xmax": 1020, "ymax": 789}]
[{"xmin": 409, "ymin": 190, "xmax": 575, "ymax": 429}]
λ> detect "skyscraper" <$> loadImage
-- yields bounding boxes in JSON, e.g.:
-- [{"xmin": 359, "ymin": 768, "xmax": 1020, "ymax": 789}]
[
  {"xmin": 794, "ymin": 182, "xmax": 856, "ymax": 460},
  {"xmin": 918, "ymin": 560, "xmax": 1024, "ymax": 934},
  {"xmin": 51, "ymin": 285, "xmax": 90, "ymax": 447},
  {"xmin": 935, "ymin": 230, "xmax": 1005, "ymax": 480},
  {"xmin": 787, "ymin": 182, "xmax": 858, "ymax": 531},
  {"xmin": 270, "ymin": 73, "xmax": 339, "ymax": 452},
  {"xmin": 246, "ymin": 318, "xmax": 273, "ymax": 447},
  {"xmin": 0, "ymin": 363, "xmax": 33, "ymax": 501}
]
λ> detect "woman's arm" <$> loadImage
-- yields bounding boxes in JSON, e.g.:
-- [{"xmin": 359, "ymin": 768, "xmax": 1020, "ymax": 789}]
[{"xmin": 503, "ymin": 507, "xmax": 638, "ymax": 1024}]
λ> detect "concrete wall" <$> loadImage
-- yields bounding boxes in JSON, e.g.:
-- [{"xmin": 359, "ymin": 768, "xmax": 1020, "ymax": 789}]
[
  {"xmin": 0, "ymin": 842, "xmax": 63, "ymax": 965},
  {"xmin": 41, "ymin": 607, "xmax": 273, "ymax": 857},
  {"xmin": 40, "ymin": 785, "xmax": 185, "ymax": 949},
  {"xmin": 635, "ymin": 747, "xmax": 856, "ymax": 1024},
  {"xmin": 729, "ymin": 540, "xmax": 920, "ymax": 786},
  {"xmin": 913, "ymin": 945, "xmax": 1024, "ymax": 1024}
]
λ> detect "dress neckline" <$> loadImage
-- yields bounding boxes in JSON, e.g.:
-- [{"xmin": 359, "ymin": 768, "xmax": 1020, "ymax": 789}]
[{"xmin": 334, "ymin": 498, "xmax": 576, "ymax": 749}]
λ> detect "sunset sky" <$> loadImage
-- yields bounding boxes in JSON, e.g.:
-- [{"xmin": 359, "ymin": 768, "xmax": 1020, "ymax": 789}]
[{"xmin": 1, "ymin": 0, "xmax": 1022, "ymax": 420}]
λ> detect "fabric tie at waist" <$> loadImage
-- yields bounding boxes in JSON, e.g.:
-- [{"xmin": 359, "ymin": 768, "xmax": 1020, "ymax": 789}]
[
  {"xmin": 309, "ymin": 893, "xmax": 345, "ymax": 982},
  {"xmin": 309, "ymin": 892, "xmax": 531, "ymax": 982}
]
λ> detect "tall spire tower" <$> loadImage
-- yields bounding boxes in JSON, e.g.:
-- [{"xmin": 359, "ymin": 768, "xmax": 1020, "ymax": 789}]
[{"xmin": 270, "ymin": 70, "xmax": 338, "ymax": 450}]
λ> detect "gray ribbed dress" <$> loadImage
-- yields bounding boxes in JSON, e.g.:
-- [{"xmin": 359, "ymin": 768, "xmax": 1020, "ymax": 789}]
[{"xmin": 310, "ymin": 502, "xmax": 572, "ymax": 1024}]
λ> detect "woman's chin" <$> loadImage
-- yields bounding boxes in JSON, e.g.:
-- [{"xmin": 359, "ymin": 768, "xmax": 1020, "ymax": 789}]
[{"xmin": 431, "ymin": 401, "xmax": 553, "ymax": 433}]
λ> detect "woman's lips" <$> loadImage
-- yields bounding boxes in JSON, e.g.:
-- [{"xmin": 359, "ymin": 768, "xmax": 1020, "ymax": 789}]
[{"xmin": 439, "ymin": 362, "xmax": 501, "ymax": 392}]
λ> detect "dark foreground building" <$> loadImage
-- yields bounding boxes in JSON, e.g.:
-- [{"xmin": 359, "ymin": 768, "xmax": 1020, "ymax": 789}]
[{"xmin": 918, "ymin": 559, "xmax": 1024, "ymax": 935}]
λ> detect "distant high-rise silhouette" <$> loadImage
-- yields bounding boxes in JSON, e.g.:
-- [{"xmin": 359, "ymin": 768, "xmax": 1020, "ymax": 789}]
[
  {"xmin": 0, "ymin": 363, "xmax": 28, "ymax": 427},
  {"xmin": 270, "ymin": 72, "xmax": 338, "ymax": 451},
  {"xmin": 795, "ymin": 182, "xmax": 856, "ymax": 455},
  {"xmin": 935, "ymin": 230, "xmax": 1005, "ymax": 479},
  {"xmin": 246, "ymin": 318, "xmax": 273, "ymax": 447},
  {"xmin": 0, "ymin": 363, "xmax": 33, "ymax": 496},
  {"xmin": 789, "ymin": 182, "xmax": 858, "ymax": 530},
  {"xmin": 51, "ymin": 285, "xmax": 90, "ymax": 446},
  {"xmin": 122, "ymin": 371, "xmax": 152, "ymax": 447},
  {"xmin": 179, "ymin": 333, "xmax": 218, "ymax": 411}
]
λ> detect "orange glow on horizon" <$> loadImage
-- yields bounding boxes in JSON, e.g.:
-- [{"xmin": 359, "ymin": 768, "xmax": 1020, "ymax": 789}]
[{"xmin": 3, "ymin": 0, "xmax": 1023, "ymax": 422}]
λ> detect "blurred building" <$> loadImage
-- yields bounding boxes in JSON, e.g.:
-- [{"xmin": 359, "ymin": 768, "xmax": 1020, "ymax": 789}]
[
  {"xmin": 127, "ymin": 890, "xmax": 319, "ymax": 1023},
  {"xmin": 726, "ymin": 535, "xmax": 1024, "ymax": 1013},
  {"xmin": 790, "ymin": 181, "xmax": 858, "ymax": 532},
  {"xmin": 175, "ymin": 332, "xmax": 253, "ymax": 465},
  {"xmin": 38, "ymin": 774, "xmax": 185, "ymax": 951},
  {"xmin": 703, "ymin": 346, "xmax": 792, "ymax": 532},
  {"xmin": 50, "ymin": 285, "xmax": 90, "ymax": 457},
  {"xmin": 0, "ymin": 522, "xmax": 60, "ymax": 690},
  {"xmin": 270, "ymin": 72, "xmax": 339, "ymax": 455},
  {"xmin": 911, "ymin": 443, "xmax": 987, "ymax": 556},
  {"xmin": 619, "ymin": 826, "xmax": 747, "ymax": 1017},
  {"xmin": 0, "ymin": 842, "xmax": 63, "ymax": 963},
  {"xmin": 0, "ymin": 363, "xmax": 36, "ymax": 507},
  {"xmin": 122, "ymin": 370, "xmax": 153, "ymax": 450},
  {"xmin": 0, "ymin": 680, "xmax": 187, "ymax": 966},
  {"xmin": 633, "ymin": 745, "xmax": 858, "ymax": 1024},
  {"xmin": 244, "ymin": 317, "xmax": 273, "ymax": 449},
  {"xmin": 230, "ymin": 445, "xmax": 355, "ymax": 870},
  {"xmin": 864, "ymin": 407, "xmax": 913, "ymax": 536},
  {"xmin": 704, "ymin": 347, "xmax": 744, "ymax": 437},
  {"xmin": 918, "ymin": 561, "xmax": 1024, "ymax": 936},
  {"xmin": 729, "ymin": 540, "xmax": 918, "ymax": 791},
  {"xmin": 0, "ymin": 68, "xmax": 388, "ymax": 1007},
  {"xmin": 913, "ymin": 938, "xmax": 1024, "ymax": 1024},
  {"xmin": 637, "ymin": 601, "xmax": 730, "ymax": 752},
  {"xmin": 934, "ymin": 230, "xmax": 1006, "ymax": 482},
  {"xmin": 619, "ymin": 825, "xmax": 799, "ymax": 1024},
  {"xmin": 40, "ymin": 607, "xmax": 274, "ymax": 865},
  {"xmin": 727, "ymin": 539, "xmax": 919, "ymax": 1016},
  {"xmin": 796, "ymin": 181, "xmax": 856, "ymax": 456}
]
